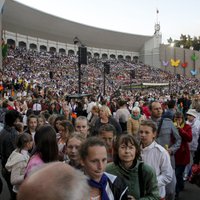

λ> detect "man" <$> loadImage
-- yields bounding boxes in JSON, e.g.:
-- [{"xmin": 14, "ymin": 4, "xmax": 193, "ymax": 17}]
[
  {"xmin": 0, "ymin": 110, "xmax": 21, "ymax": 199},
  {"xmin": 17, "ymin": 162, "xmax": 90, "ymax": 200},
  {"xmin": 115, "ymin": 100, "xmax": 130, "ymax": 132},
  {"xmin": 162, "ymin": 100, "xmax": 176, "ymax": 120},
  {"xmin": 149, "ymin": 101, "xmax": 181, "ymax": 200}
]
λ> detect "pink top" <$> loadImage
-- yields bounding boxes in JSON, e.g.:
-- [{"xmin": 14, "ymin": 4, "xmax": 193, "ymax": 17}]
[{"xmin": 25, "ymin": 153, "xmax": 44, "ymax": 177}]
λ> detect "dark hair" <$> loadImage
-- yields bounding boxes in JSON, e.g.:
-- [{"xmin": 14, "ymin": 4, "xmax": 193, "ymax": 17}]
[
  {"xmin": 79, "ymin": 137, "xmax": 106, "ymax": 161},
  {"xmin": 140, "ymin": 120, "xmax": 157, "ymax": 133},
  {"xmin": 54, "ymin": 115, "xmax": 66, "ymax": 132},
  {"xmin": 5, "ymin": 110, "xmax": 21, "ymax": 126},
  {"xmin": 113, "ymin": 134, "xmax": 141, "ymax": 165},
  {"xmin": 59, "ymin": 120, "xmax": 75, "ymax": 135},
  {"xmin": 2, "ymin": 100, "xmax": 8, "ymax": 108},
  {"xmin": 98, "ymin": 124, "xmax": 116, "ymax": 136},
  {"xmin": 167, "ymin": 100, "xmax": 176, "ymax": 109},
  {"xmin": 40, "ymin": 110, "xmax": 50, "ymax": 121},
  {"xmin": 16, "ymin": 133, "xmax": 32, "ymax": 151},
  {"xmin": 33, "ymin": 125, "xmax": 58, "ymax": 163}
]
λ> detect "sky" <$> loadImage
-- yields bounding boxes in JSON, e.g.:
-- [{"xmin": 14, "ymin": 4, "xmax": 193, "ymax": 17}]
[{"xmin": 15, "ymin": 0, "xmax": 200, "ymax": 44}]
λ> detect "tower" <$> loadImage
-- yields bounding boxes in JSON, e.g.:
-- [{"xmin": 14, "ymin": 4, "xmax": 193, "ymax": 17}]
[{"xmin": 154, "ymin": 9, "xmax": 160, "ymax": 35}]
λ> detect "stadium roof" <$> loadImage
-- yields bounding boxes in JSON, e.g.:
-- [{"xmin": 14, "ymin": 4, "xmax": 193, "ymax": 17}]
[{"xmin": 2, "ymin": 0, "xmax": 153, "ymax": 52}]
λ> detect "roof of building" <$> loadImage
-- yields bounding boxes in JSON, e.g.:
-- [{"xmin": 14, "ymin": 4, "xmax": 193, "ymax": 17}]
[{"xmin": 2, "ymin": 0, "xmax": 153, "ymax": 52}]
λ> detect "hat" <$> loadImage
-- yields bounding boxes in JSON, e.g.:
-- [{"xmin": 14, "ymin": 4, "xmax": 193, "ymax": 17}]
[{"xmin": 186, "ymin": 109, "xmax": 198, "ymax": 118}]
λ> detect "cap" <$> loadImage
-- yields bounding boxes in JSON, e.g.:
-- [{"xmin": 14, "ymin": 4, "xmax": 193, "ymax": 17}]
[{"xmin": 186, "ymin": 109, "xmax": 198, "ymax": 118}]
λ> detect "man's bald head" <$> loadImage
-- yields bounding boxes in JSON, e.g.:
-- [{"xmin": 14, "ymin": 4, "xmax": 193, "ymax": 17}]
[{"xmin": 17, "ymin": 162, "xmax": 90, "ymax": 200}]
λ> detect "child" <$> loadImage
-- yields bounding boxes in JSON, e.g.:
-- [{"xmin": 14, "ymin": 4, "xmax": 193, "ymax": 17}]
[
  {"xmin": 140, "ymin": 120, "xmax": 173, "ymax": 200},
  {"xmin": 5, "ymin": 133, "xmax": 33, "ymax": 197},
  {"xmin": 98, "ymin": 124, "xmax": 116, "ymax": 163}
]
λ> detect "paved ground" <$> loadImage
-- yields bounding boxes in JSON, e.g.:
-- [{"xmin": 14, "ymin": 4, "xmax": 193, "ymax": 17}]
[{"xmin": 179, "ymin": 181, "xmax": 200, "ymax": 200}]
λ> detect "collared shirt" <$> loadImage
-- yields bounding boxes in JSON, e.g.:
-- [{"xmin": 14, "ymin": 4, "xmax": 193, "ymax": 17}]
[{"xmin": 141, "ymin": 141, "xmax": 173, "ymax": 198}]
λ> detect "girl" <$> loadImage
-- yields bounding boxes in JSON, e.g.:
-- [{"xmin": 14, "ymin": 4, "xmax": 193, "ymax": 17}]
[
  {"xmin": 65, "ymin": 133, "xmax": 85, "ymax": 169},
  {"xmin": 5, "ymin": 133, "xmax": 33, "ymax": 197},
  {"xmin": 25, "ymin": 125, "xmax": 58, "ymax": 177},
  {"xmin": 57, "ymin": 120, "xmax": 74, "ymax": 161}
]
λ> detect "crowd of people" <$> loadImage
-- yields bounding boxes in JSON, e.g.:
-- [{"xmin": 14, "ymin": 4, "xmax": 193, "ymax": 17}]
[{"xmin": 0, "ymin": 46, "xmax": 200, "ymax": 200}]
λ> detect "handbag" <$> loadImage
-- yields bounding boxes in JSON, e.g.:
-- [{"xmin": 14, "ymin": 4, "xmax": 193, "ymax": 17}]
[{"xmin": 189, "ymin": 164, "xmax": 200, "ymax": 187}]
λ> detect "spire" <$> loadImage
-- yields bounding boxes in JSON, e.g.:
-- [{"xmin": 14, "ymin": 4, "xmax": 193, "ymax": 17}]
[{"xmin": 154, "ymin": 8, "xmax": 160, "ymax": 35}]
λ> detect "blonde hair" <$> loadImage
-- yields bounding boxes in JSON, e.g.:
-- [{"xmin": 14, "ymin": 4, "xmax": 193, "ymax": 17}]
[{"xmin": 100, "ymin": 105, "xmax": 112, "ymax": 117}]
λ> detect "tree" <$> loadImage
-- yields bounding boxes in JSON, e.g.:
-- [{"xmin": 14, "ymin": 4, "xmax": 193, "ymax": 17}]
[{"xmin": 167, "ymin": 34, "xmax": 200, "ymax": 51}]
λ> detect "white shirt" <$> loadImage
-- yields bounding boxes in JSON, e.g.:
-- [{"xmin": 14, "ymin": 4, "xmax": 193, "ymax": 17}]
[
  {"xmin": 32, "ymin": 103, "xmax": 42, "ymax": 111},
  {"xmin": 141, "ymin": 141, "xmax": 173, "ymax": 198}
]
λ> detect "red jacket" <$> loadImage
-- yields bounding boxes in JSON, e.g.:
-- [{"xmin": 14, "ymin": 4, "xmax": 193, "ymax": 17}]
[{"xmin": 175, "ymin": 124, "xmax": 192, "ymax": 165}]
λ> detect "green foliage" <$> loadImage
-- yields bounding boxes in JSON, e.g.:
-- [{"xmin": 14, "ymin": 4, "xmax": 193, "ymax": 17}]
[
  {"xmin": 2, "ymin": 43, "xmax": 8, "ymax": 58},
  {"xmin": 167, "ymin": 34, "xmax": 200, "ymax": 50}
]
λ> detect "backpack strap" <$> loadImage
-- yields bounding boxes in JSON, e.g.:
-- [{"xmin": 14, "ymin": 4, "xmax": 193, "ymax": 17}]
[
  {"xmin": 138, "ymin": 162, "xmax": 144, "ymax": 198},
  {"xmin": 157, "ymin": 118, "xmax": 164, "ymax": 137}
]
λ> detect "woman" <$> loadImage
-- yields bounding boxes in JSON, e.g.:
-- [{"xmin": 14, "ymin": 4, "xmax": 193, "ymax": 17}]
[
  {"xmin": 37, "ymin": 114, "xmax": 46, "ymax": 127},
  {"xmin": 127, "ymin": 106, "xmax": 145, "ymax": 137},
  {"xmin": 25, "ymin": 125, "xmax": 58, "ymax": 177},
  {"xmin": 93, "ymin": 105, "xmax": 122, "ymax": 136},
  {"xmin": 57, "ymin": 120, "xmax": 74, "ymax": 161},
  {"xmin": 173, "ymin": 111, "xmax": 192, "ymax": 198},
  {"xmin": 53, "ymin": 115, "xmax": 66, "ymax": 138},
  {"xmin": 106, "ymin": 134, "xmax": 160, "ymax": 200},
  {"xmin": 79, "ymin": 137, "xmax": 128, "ymax": 200},
  {"xmin": 24, "ymin": 114, "xmax": 38, "ymax": 142},
  {"xmin": 89, "ymin": 105, "xmax": 100, "ymax": 133}
]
